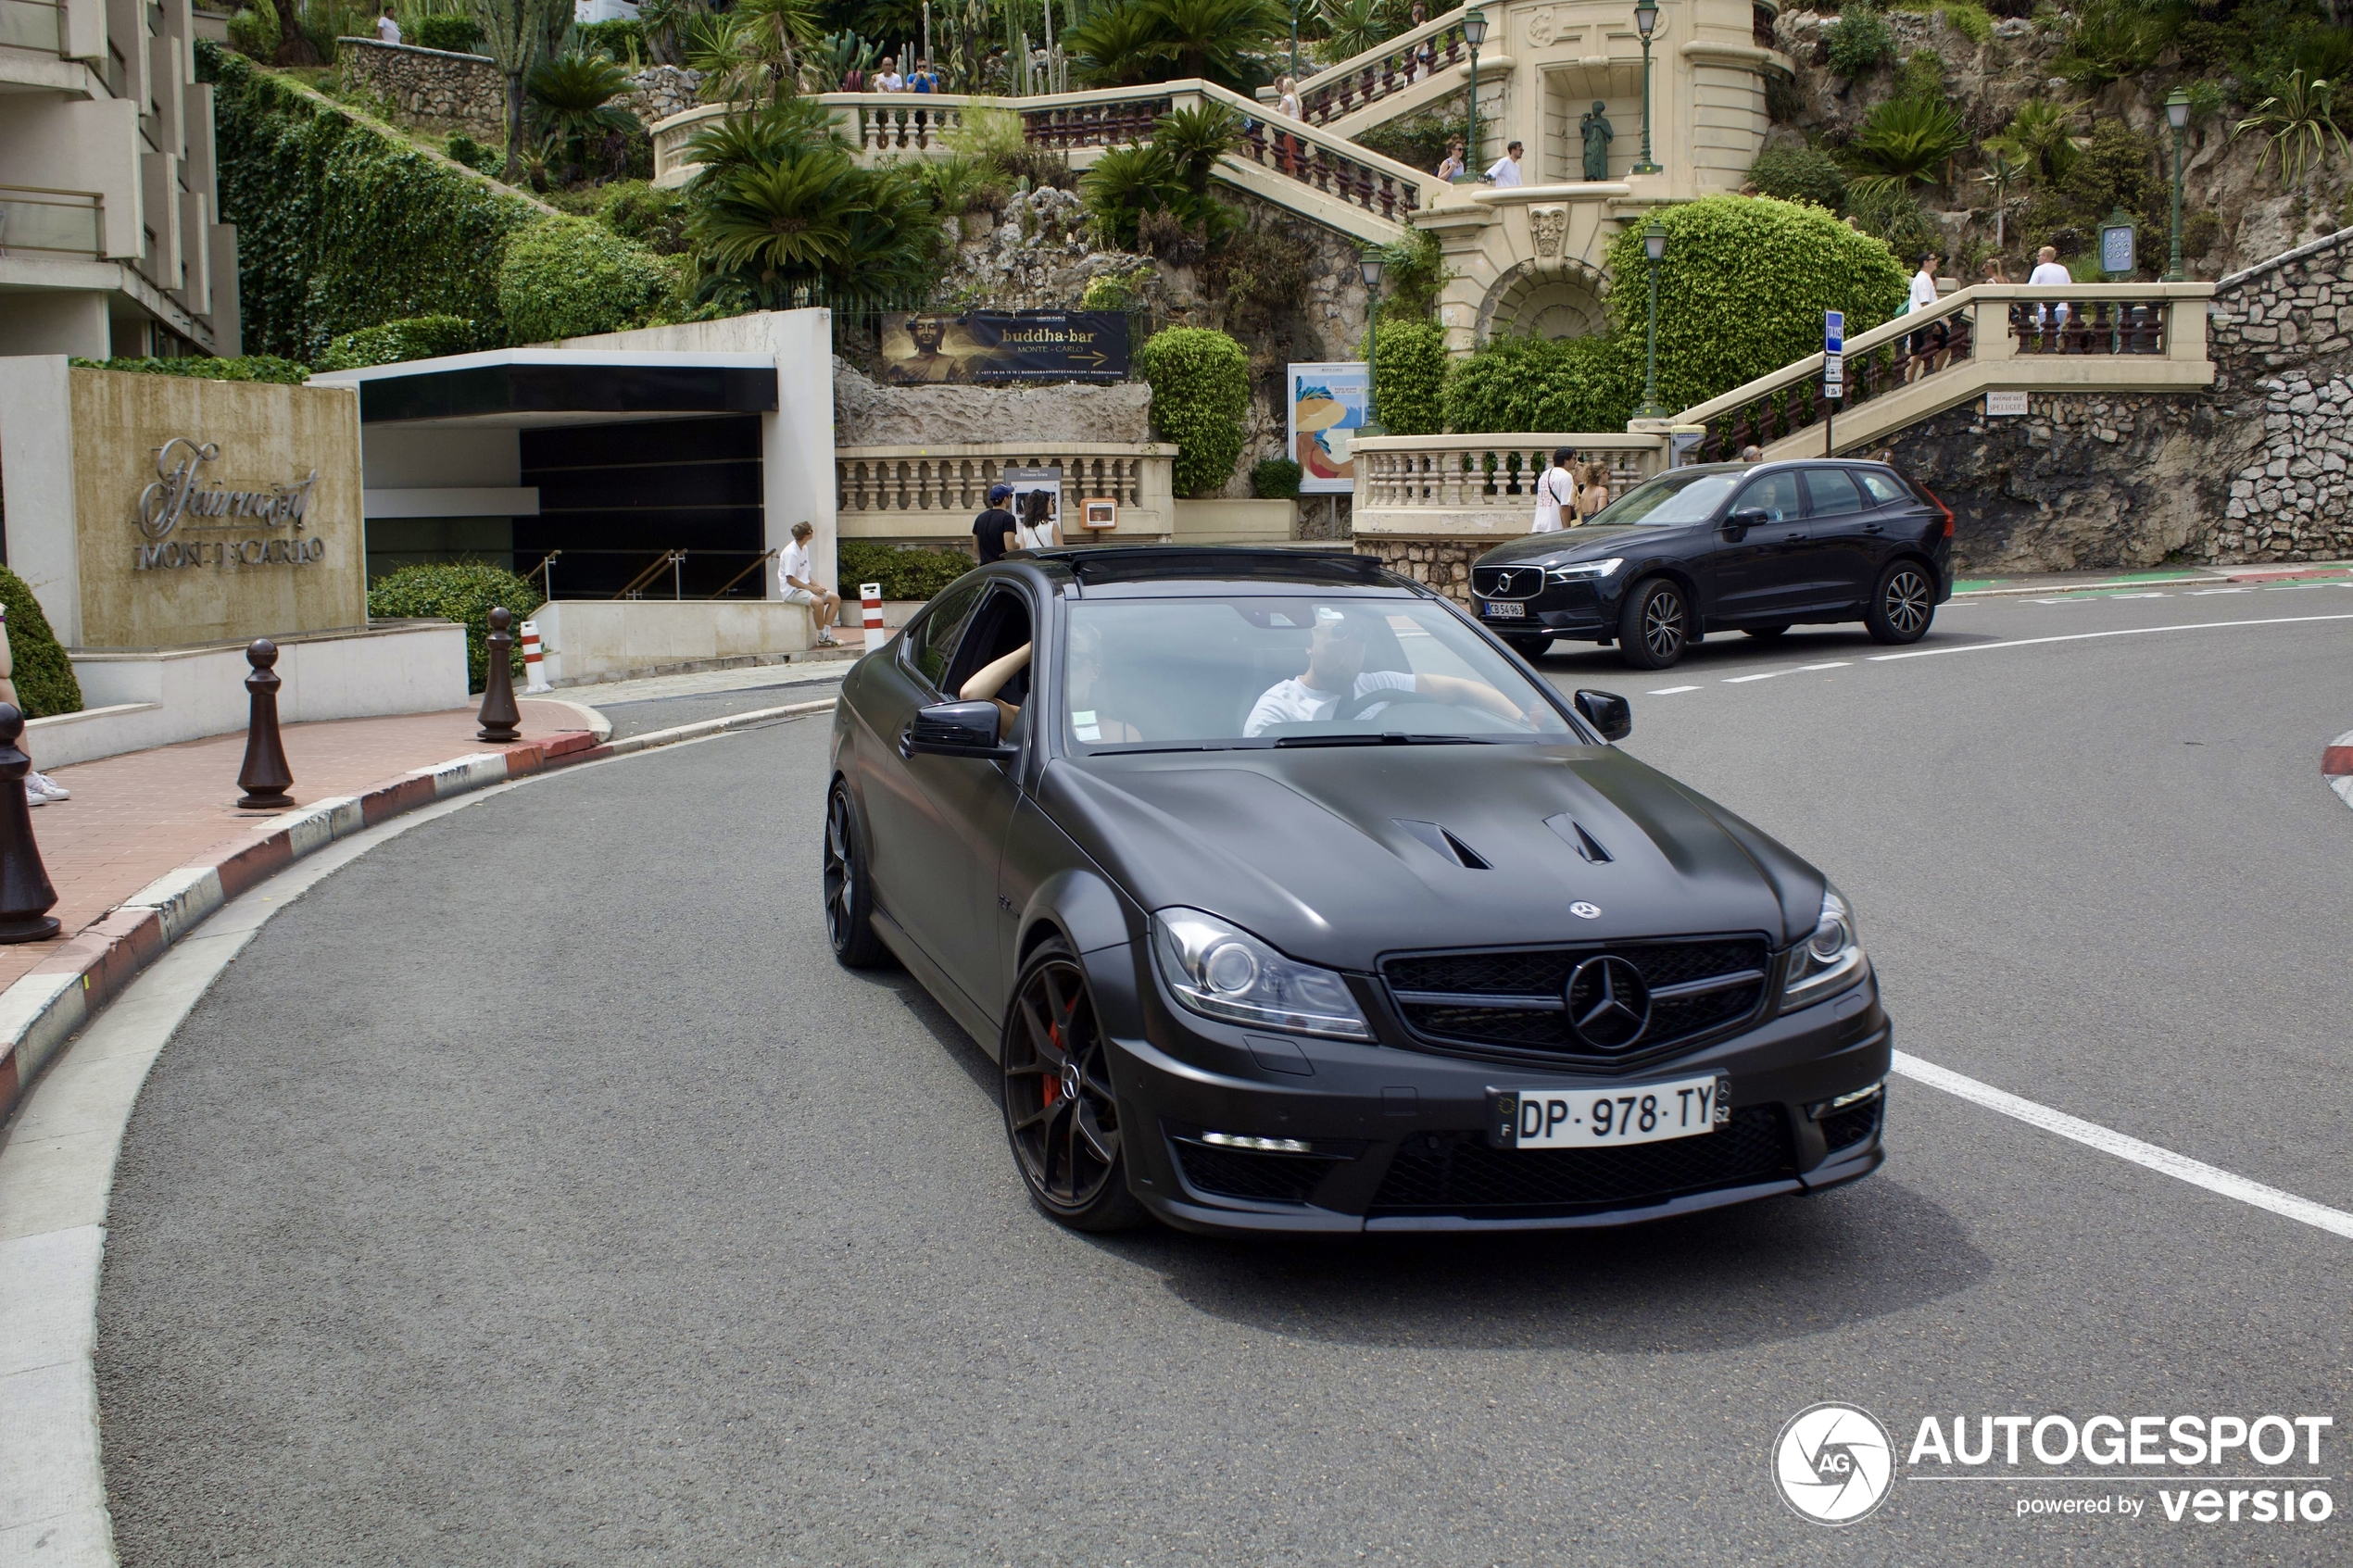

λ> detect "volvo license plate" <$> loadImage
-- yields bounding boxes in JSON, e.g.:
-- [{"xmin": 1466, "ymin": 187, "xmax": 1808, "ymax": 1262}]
[
  {"xmin": 1484, "ymin": 600, "xmax": 1526, "ymax": 619},
  {"xmin": 1485, "ymin": 1074, "xmax": 1730, "ymax": 1149}
]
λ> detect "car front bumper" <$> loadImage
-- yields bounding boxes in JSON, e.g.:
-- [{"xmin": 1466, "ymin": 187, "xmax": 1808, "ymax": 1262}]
[
  {"xmin": 1078, "ymin": 941, "xmax": 1890, "ymax": 1236},
  {"xmin": 1472, "ymin": 579, "xmax": 1617, "ymax": 639}
]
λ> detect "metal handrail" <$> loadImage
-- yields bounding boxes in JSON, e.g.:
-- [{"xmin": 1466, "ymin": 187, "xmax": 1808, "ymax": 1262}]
[
  {"xmin": 613, "ymin": 549, "xmax": 686, "ymax": 600},
  {"xmin": 708, "ymin": 547, "xmax": 779, "ymax": 600}
]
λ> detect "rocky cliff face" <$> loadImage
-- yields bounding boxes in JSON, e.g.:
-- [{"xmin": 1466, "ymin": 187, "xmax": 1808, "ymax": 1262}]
[{"xmin": 833, "ymin": 355, "xmax": 1154, "ymax": 446}]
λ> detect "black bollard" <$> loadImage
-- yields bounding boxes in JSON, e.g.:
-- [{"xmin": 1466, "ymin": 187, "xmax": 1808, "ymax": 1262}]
[
  {"xmin": 0, "ymin": 703, "xmax": 61, "ymax": 944},
  {"xmin": 235, "ymin": 638, "xmax": 296, "ymax": 810},
  {"xmin": 476, "ymin": 606, "xmax": 522, "ymax": 743}
]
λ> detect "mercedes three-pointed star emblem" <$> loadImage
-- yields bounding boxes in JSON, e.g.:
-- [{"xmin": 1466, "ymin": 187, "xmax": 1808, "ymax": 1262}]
[{"xmin": 1563, "ymin": 955, "xmax": 1652, "ymax": 1051}]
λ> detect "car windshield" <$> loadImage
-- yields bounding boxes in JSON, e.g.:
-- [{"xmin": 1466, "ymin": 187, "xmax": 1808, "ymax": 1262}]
[
  {"xmin": 1588, "ymin": 470, "xmax": 1743, "ymax": 527},
  {"xmin": 1061, "ymin": 595, "xmax": 1582, "ymax": 752}
]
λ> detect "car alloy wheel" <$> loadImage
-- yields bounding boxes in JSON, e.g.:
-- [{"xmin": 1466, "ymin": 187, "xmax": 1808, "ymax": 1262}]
[
  {"xmin": 1867, "ymin": 561, "xmax": 1936, "ymax": 645},
  {"xmin": 1001, "ymin": 942, "xmax": 1147, "ymax": 1230},
  {"xmin": 1617, "ymin": 578, "xmax": 1688, "ymax": 670},
  {"xmin": 824, "ymin": 785, "xmax": 887, "ymax": 968}
]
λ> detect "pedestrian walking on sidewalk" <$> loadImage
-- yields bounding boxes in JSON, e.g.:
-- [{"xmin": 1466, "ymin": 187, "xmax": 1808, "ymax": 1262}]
[
  {"xmin": 1530, "ymin": 446, "xmax": 1579, "ymax": 533},
  {"xmin": 1486, "ymin": 141, "xmax": 1525, "ymax": 187},
  {"xmin": 974, "ymin": 483, "xmax": 1019, "ymax": 564},
  {"xmin": 0, "ymin": 604, "xmax": 67, "ymax": 806},
  {"xmin": 1578, "ymin": 461, "xmax": 1611, "ymax": 520},
  {"xmin": 779, "ymin": 522, "xmax": 841, "ymax": 647}
]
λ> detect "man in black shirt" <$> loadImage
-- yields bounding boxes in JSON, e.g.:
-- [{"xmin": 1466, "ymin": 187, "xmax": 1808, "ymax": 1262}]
[{"xmin": 973, "ymin": 483, "xmax": 1018, "ymax": 563}]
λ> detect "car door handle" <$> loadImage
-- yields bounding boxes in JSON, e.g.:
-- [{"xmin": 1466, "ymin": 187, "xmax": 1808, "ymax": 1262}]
[
  {"xmin": 1863, "ymin": 522, "xmax": 1885, "ymax": 535},
  {"xmin": 1781, "ymin": 532, "xmax": 1810, "ymax": 542}
]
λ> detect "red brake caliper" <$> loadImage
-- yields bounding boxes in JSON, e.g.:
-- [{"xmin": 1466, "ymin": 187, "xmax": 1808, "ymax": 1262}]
[{"xmin": 1041, "ymin": 1018, "xmax": 1062, "ymax": 1107}]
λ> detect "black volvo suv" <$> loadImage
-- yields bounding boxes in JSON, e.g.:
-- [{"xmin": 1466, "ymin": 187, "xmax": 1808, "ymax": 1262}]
[{"xmin": 1469, "ymin": 459, "xmax": 1955, "ymax": 669}]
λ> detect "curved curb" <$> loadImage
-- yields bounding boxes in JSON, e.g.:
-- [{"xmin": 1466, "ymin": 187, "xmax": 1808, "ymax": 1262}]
[
  {"xmin": 2327, "ymin": 728, "xmax": 2353, "ymax": 810},
  {"xmin": 0, "ymin": 693, "xmax": 834, "ymax": 1566}
]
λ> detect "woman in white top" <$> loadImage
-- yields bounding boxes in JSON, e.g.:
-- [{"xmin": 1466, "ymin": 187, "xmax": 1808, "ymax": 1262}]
[
  {"xmin": 1906, "ymin": 251, "xmax": 1944, "ymax": 379},
  {"xmin": 1530, "ymin": 445, "xmax": 1579, "ymax": 533},
  {"xmin": 1276, "ymin": 75, "xmax": 1302, "ymax": 119},
  {"xmin": 1013, "ymin": 488, "xmax": 1062, "ymax": 551}
]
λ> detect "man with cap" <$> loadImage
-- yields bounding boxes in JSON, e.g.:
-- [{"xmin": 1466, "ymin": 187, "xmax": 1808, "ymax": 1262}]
[{"xmin": 974, "ymin": 483, "xmax": 1019, "ymax": 563}]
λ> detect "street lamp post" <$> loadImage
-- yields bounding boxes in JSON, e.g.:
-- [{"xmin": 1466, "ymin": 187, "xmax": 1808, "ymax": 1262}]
[
  {"xmin": 1463, "ymin": 8, "xmax": 1488, "ymax": 175},
  {"xmin": 1361, "ymin": 252, "xmax": 1387, "ymax": 434},
  {"xmin": 1632, "ymin": 0, "xmax": 1662, "ymax": 175},
  {"xmin": 1634, "ymin": 218, "xmax": 1667, "ymax": 418},
  {"xmin": 2164, "ymin": 87, "xmax": 2190, "ymax": 282},
  {"xmin": 1289, "ymin": 0, "xmax": 1299, "ymax": 81}
]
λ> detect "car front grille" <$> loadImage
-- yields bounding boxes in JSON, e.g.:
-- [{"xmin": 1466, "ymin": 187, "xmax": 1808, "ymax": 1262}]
[
  {"xmin": 1171, "ymin": 1137, "xmax": 1341, "ymax": 1205},
  {"xmin": 1818, "ymin": 1095, "xmax": 1884, "ymax": 1154},
  {"xmin": 1381, "ymin": 937, "xmax": 1773, "ymax": 1066},
  {"xmin": 1471, "ymin": 565, "xmax": 1545, "ymax": 601},
  {"xmin": 1369, "ymin": 1107, "xmax": 1795, "ymax": 1217}
]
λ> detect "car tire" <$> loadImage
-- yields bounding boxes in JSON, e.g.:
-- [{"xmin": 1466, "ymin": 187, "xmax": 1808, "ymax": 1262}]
[
  {"xmin": 823, "ymin": 784, "xmax": 890, "ymax": 970},
  {"xmin": 1503, "ymin": 633, "xmax": 1553, "ymax": 660},
  {"xmin": 1865, "ymin": 559, "xmax": 1937, "ymax": 645},
  {"xmin": 1617, "ymin": 577, "xmax": 1690, "ymax": 669},
  {"xmin": 1000, "ymin": 938, "xmax": 1150, "ymax": 1233},
  {"xmin": 1743, "ymin": 624, "xmax": 1791, "ymax": 641}
]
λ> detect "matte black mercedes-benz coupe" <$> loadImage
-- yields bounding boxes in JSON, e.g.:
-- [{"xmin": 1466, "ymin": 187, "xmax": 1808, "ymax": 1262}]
[
  {"xmin": 826, "ymin": 547, "xmax": 1889, "ymax": 1235},
  {"xmin": 1469, "ymin": 458, "xmax": 1955, "ymax": 669}
]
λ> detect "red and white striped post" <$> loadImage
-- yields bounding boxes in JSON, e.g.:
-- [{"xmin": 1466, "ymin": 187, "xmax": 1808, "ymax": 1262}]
[
  {"xmin": 2326, "ymin": 727, "xmax": 2353, "ymax": 810},
  {"xmin": 861, "ymin": 583, "xmax": 885, "ymax": 651},
  {"xmin": 521, "ymin": 619, "xmax": 551, "ymax": 693}
]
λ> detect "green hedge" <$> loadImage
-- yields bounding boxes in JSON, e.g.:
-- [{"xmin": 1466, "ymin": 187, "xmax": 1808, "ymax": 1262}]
[
  {"xmin": 1370, "ymin": 319, "xmax": 1447, "ymax": 436},
  {"xmin": 1251, "ymin": 458, "xmax": 1302, "ymax": 499},
  {"xmin": 1135, "ymin": 327, "xmax": 1249, "ymax": 497},
  {"xmin": 366, "ymin": 562, "xmax": 545, "ymax": 692},
  {"xmin": 1747, "ymin": 147, "xmax": 1847, "ymax": 210},
  {"xmin": 67, "ymin": 354, "xmax": 312, "ymax": 383},
  {"xmin": 314, "ymin": 314, "xmax": 484, "ymax": 370},
  {"xmin": 497, "ymin": 219, "xmax": 674, "ymax": 344},
  {"xmin": 410, "ymin": 13, "xmax": 483, "ymax": 52},
  {"xmin": 837, "ymin": 542, "xmax": 975, "ymax": 602},
  {"xmin": 1444, "ymin": 332, "xmax": 1631, "ymax": 434},
  {"xmin": 0, "ymin": 567, "xmax": 82, "ymax": 720}
]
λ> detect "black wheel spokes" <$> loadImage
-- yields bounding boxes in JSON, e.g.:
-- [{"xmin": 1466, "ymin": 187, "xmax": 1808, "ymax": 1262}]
[
  {"xmin": 1008, "ymin": 959, "xmax": 1119, "ymax": 1210},
  {"xmin": 823, "ymin": 796, "xmax": 853, "ymax": 946}
]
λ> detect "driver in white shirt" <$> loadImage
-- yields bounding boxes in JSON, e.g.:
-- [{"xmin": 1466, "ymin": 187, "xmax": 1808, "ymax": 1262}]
[{"xmin": 1244, "ymin": 608, "xmax": 1530, "ymax": 736}]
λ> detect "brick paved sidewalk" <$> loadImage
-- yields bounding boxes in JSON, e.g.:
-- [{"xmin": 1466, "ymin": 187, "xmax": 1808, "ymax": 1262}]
[{"xmin": 3, "ymin": 700, "xmax": 584, "ymax": 993}]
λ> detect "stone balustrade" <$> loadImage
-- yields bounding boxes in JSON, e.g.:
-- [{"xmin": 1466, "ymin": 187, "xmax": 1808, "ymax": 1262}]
[
  {"xmin": 1293, "ymin": 6, "xmax": 1471, "ymax": 128},
  {"xmin": 837, "ymin": 442, "xmax": 1176, "ymax": 545}
]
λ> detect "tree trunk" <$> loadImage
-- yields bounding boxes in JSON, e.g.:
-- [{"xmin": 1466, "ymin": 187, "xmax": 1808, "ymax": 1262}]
[{"xmin": 505, "ymin": 73, "xmax": 524, "ymax": 183}]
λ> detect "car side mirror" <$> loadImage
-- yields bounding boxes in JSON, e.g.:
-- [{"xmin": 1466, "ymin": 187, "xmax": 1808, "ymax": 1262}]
[
  {"xmin": 902, "ymin": 699, "xmax": 1016, "ymax": 759},
  {"xmin": 1720, "ymin": 507, "xmax": 1767, "ymax": 541},
  {"xmin": 1573, "ymin": 689, "xmax": 1632, "ymax": 742}
]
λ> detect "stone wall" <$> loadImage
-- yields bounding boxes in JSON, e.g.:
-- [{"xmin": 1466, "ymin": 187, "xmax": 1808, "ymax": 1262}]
[
  {"xmin": 624, "ymin": 67, "xmax": 702, "ymax": 127},
  {"xmin": 1353, "ymin": 538, "xmax": 1479, "ymax": 602},
  {"xmin": 1894, "ymin": 228, "xmax": 2353, "ymax": 571},
  {"xmin": 834, "ymin": 357, "xmax": 1152, "ymax": 447},
  {"xmin": 337, "ymin": 38, "xmax": 504, "ymax": 141}
]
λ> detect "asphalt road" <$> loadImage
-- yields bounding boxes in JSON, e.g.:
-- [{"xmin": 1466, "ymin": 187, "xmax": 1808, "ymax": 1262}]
[{"xmin": 92, "ymin": 583, "xmax": 2353, "ymax": 1566}]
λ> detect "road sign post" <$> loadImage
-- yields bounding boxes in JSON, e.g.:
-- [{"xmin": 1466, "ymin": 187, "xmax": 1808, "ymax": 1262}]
[{"xmin": 1823, "ymin": 311, "xmax": 1845, "ymax": 456}]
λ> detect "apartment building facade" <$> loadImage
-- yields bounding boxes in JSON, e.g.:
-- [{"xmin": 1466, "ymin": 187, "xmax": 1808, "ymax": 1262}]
[{"xmin": 0, "ymin": 0, "xmax": 239, "ymax": 358}]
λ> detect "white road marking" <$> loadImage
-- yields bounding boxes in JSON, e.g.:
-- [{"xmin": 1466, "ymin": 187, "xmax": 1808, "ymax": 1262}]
[
  {"xmin": 2108, "ymin": 591, "xmax": 2169, "ymax": 598},
  {"xmin": 2186, "ymin": 587, "xmax": 2252, "ymax": 596},
  {"xmin": 1798, "ymin": 661, "xmax": 1853, "ymax": 671},
  {"xmin": 1646, "ymin": 684, "xmax": 1700, "ymax": 695},
  {"xmin": 1722, "ymin": 672, "xmax": 1779, "ymax": 684},
  {"xmin": 1894, "ymin": 1051, "xmax": 2353, "ymax": 1241},
  {"xmin": 2028, "ymin": 597, "xmax": 2087, "ymax": 605},
  {"xmin": 1867, "ymin": 613, "xmax": 2353, "ymax": 662}
]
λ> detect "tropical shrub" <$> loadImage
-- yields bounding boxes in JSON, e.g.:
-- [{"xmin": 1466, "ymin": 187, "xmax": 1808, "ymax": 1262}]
[
  {"xmin": 1843, "ymin": 94, "xmax": 1970, "ymax": 194},
  {"xmin": 445, "ymin": 132, "xmax": 503, "ymax": 173},
  {"xmin": 0, "ymin": 567, "xmax": 84, "ymax": 719},
  {"xmin": 1136, "ymin": 327, "xmax": 1250, "ymax": 495},
  {"xmin": 1251, "ymin": 457, "xmax": 1302, "ymax": 499},
  {"xmin": 1444, "ymin": 332, "xmax": 1629, "ymax": 435},
  {"xmin": 1375, "ymin": 225, "xmax": 1448, "ymax": 321},
  {"xmin": 412, "ymin": 13, "xmax": 484, "ymax": 52},
  {"xmin": 315, "ymin": 314, "xmax": 484, "ymax": 369},
  {"xmin": 597, "ymin": 179, "xmax": 694, "ymax": 253},
  {"xmin": 1748, "ymin": 146, "xmax": 1847, "ymax": 209},
  {"xmin": 366, "ymin": 561, "xmax": 545, "ymax": 691},
  {"xmin": 1370, "ymin": 319, "xmax": 1447, "ymax": 436},
  {"xmin": 227, "ymin": 0, "xmax": 281, "ymax": 59},
  {"xmin": 2234, "ymin": 69, "xmax": 2352, "ymax": 189},
  {"xmin": 1083, "ymin": 105, "xmax": 1239, "ymax": 250},
  {"xmin": 525, "ymin": 51, "xmax": 636, "ymax": 169},
  {"xmin": 1824, "ymin": 4, "xmax": 1895, "ymax": 79},
  {"xmin": 68, "ymin": 354, "xmax": 312, "ymax": 382},
  {"xmin": 837, "ymin": 541, "xmax": 975, "ymax": 599},
  {"xmin": 574, "ymin": 18, "xmax": 644, "ymax": 59},
  {"xmin": 498, "ymin": 218, "xmax": 673, "ymax": 341},
  {"xmin": 1063, "ymin": 0, "xmax": 1284, "ymax": 90}
]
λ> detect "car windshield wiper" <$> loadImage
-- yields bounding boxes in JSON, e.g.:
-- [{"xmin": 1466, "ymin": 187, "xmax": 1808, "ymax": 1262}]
[{"xmin": 1271, "ymin": 733, "xmax": 1492, "ymax": 747}]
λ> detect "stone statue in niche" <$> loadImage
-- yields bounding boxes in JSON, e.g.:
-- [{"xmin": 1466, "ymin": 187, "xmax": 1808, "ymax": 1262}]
[
  {"xmin": 1579, "ymin": 102, "xmax": 1614, "ymax": 181},
  {"xmin": 1529, "ymin": 206, "xmax": 1567, "ymax": 257}
]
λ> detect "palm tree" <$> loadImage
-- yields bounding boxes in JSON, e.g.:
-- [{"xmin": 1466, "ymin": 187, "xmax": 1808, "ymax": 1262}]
[
  {"xmin": 526, "ymin": 53, "xmax": 636, "ymax": 170},
  {"xmin": 2003, "ymin": 99, "xmax": 2085, "ymax": 184},
  {"xmin": 1153, "ymin": 101, "xmax": 1240, "ymax": 194},
  {"xmin": 1313, "ymin": 0, "xmax": 1393, "ymax": 61},
  {"xmin": 1063, "ymin": 0, "xmax": 1281, "ymax": 89},
  {"xmin": 1974, "ymin": 144, "xmax": 2027, "ymax": 250},
  {"xmin": 469, "ymin": 0, "xmax": 574, "ymax": 182},
  {"xmin": 1843, "ymin": 95, "xmax": 1970, "ymax": 194},
  {"xmin": 1081, "ymin": 143, "xmax": 1183, "ymax": 245},
  {"xmin": 2234, "ymin": 70, "xmax": 2353, "ymax": 190},
  {"xmin": 681, "ymin": 94, "xmax": 848, "ymax": 178},
  {"xmin": 1063, "ymin": 0, "xmax": 1178, "ymax": 86},
  {"xmin": 694, "ymin": 150, "xmax": 866, "ymax": 282}
]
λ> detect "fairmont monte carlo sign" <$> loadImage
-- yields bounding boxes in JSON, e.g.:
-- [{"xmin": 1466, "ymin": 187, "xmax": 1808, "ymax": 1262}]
[{"xmin": 132, "ymin": 437, "xmax": 328, "ymax": 571}]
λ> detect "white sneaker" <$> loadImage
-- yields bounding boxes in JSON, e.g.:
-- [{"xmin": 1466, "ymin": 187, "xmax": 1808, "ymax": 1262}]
[
  {"xmin": 24, "ymin": 782, "xmax": 46, "ymax": 807},
  {"xmin": 28, "ymin": 771, "xmax": 68, "ymax": 801}
]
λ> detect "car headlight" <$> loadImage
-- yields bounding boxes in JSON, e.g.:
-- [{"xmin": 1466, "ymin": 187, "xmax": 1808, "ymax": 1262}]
[
  {"xmin": 1151, "ymin": 909, "xmax": 1372, "ymax": 1040},
  {"xmin": 1545, "ymin": 557, "xmax": 1622, "ymax": 582},
  {"xmin": 1782, "ymin": 888, "xmax": 1869, "ymax": 1008}
]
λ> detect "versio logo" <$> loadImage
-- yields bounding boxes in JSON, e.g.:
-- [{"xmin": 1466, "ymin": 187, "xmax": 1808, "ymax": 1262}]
[{"xmin": 1776, "ymin": 1403, "xmax": 1896, "ymax": 1525}]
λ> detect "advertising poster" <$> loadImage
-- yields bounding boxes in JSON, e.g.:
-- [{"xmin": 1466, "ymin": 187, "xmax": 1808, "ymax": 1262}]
[
  {"xmin": 1289, "ymin": 361, "xmax": 1371, "ymax": 495},
  {"xmin": 1003, "ymin": 464, "xmax": 1063, "ymax": 541},
  {"xmin": 879, "ymin": 311, "xmax": 1129, "ymax": 384}
]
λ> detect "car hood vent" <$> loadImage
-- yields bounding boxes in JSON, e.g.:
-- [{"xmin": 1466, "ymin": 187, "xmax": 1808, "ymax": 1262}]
[
  {"xmin": 1543, "ymin": 814, "xmax": 1612, "ymax": 862},
  {"xmin": 1395, "ymin": 819, "xmax": 1491, "ymax": 870}
]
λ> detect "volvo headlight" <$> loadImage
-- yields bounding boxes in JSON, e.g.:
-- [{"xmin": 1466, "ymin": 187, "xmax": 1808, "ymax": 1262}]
[
  {"xmin": 1782, "ymin": 888, "xmax": 1868, "ymax": 1008},
  {"xmin": 1545, "ymin": 557, "xmax": 1622, "ymax": 582},
  {"xmin": 1151, "ymin": 909, "xmax": 1371, "ymax": 1040}
]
